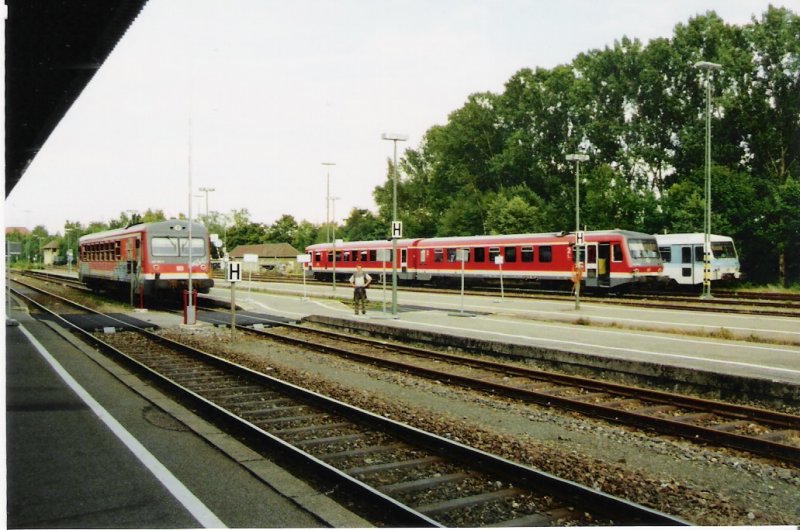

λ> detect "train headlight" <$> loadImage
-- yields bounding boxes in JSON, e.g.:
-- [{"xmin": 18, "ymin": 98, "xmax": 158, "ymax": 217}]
[
  {"xmin": 153, "ymin": 264, "xmax": 160, "ymax": 271},
  {"xmin": 200, "ymin": 263, "xmax": 207, "ymax": 271}
]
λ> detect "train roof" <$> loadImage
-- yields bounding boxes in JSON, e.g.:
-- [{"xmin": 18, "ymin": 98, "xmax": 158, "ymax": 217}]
[
  {"xmin": 79, "ymin": 219, "xmax": 208, "ymax": 243},
  {"xmin": 654, "ymin": 233, "xmax": 734, "ymax": 245}
]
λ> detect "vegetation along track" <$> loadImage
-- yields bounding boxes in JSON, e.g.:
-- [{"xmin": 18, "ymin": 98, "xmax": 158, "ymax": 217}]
[
  {"xmin": 9, "ymin": 279, "xmax": 685, "ymax": 527},
  {"xmin": 208, "ymin": 310, "xmax": 800, "ymax": 467}
]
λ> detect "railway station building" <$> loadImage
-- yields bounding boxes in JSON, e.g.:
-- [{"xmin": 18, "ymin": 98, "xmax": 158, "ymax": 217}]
[{"xmin": 228, "ymin": 243, "xmax": 302, "ymax": 274}]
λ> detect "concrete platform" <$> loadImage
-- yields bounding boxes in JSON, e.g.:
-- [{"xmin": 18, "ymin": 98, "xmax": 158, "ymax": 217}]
[{"xmin": 5, "ymin": 305, "xmax": 370, "ymax": 528}]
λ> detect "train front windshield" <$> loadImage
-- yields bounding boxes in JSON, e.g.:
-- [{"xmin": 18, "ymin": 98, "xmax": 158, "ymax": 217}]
[
  {"xmin": 627, "ymin": 239, "xmax": 660, "ymax": 262},
  {"xmin": 151, "ymin": 237, "xmax": 207, "ymax": 257},
  {"xmin": 711, "ymin": 241, "xmax": 737, "ymax": 259}
]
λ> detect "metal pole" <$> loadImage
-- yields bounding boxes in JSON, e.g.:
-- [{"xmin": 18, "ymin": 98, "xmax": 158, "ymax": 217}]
[
  {"xmin": 566, "ymin": 153, "xmax": 588, "ymax": 310},
  {"xmin": 322, "ymin": 162, "xmax": 335, "ymax": 244},
  {"xmin": 694, "ymin": 61, "xmax": 720, "ymax": 299},
  {"xmin": 703, "ymin": 73, "xmax": 712, "ymax": 299},
  {"xmin": 575, "ymin": 159, "xmax": 581, "ymax": 311},
  {"xmin": 391, "ymin": 139, "xmax": 398, "ymax": 317}
]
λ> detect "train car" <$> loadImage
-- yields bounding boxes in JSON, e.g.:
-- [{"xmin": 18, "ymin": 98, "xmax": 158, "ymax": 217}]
[
  {"xmin": 78, "ymin": 220, "xmax": 214, "ymax": 297},
  {"xmin": 655, "ymin": 233, "xmax": 741, "ymax": 286},
  {"xmin": 306, "ymin": 230, "xmax": 663, "ymax": 291}
]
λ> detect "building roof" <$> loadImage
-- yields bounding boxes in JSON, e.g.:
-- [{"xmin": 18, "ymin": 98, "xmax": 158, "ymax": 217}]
[
  {"xmin": 42, "ymin": 240, "xmax": 61, "ymax": 250},
  {"xmin": 229, "ymin": 243, "xmax": 301, "ymax": 259},
  {"xmin": 5, "ymin": 227, "xmax": 31, "ymax": 235}
]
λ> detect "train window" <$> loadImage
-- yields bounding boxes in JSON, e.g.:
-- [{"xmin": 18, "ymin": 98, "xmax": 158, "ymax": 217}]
[
  {"xmin": 473, "ymin": 247, "xmax": 485, "ymax": 262},
  {"xmin": 360, "ymin": 250, "xmax": 367, "ymax": 262},
  {"xmin": 694, "ymin": 246, "xmax": 704, "ymax": 262},
  {"xmin": 628, "ymin": 239, "xmax": 660, "ymax": 260},
  {"xmin": 434, "ymin": 249, "xmax": 443, "ymax": 263},
  {"xmin": 153, "ymin": 237, "xmax": 180, "ymax": 256},
  {"xmin": 712, "ymin": 241, "xmax": 737, "ymax": 259},
  {"xmin": 419, "ymin": 249, "xmax": 427, "ymax": 263},
  {"xmin": 658, "ymin": 246, "xmax": 671, "ymax": 262},
  {"xmin": 369, "ymin": 250, "xmax": 377, "ymax": 261},
  {"xmin": 327, "ymin": 251, "xmax": 333, "ymax": 262},
  {"xmin": 681, "ymin": 246, "xmax": 692, "ymax": 264},
  {"xmin": 521, "ymin": 246, "xmax": 533, "ymax": 262},
  {"xmin": 343, "ymin": 251, "xmax": 351, "ymax": 262},
  {"xmin": 115, "ymin": 242, "xmax": 121, "ymax": 260},
  {"xmin": 179, "ymin": 237, "xmax": 206, "ymax": 257},
  {"xmin": 504, "ymin": 246, "xmax": 517, "ymax": 263},
  {"xmin": 447, "ymin": 248, "xmax": 457, "ymax": 262},
  {"xmin": 335, "ymin": 250, "xmax": 342, "ymax": 262},
  {"xmin": 612, "ymin": 244, "xmax": 623, "ymax": 262},
  {"xmin": 539, "ymin": 246, "xmax": 553, "ymax": 263},
  {"xmin": 489, "ymin": 247, "xmax": 500, "ymax": 263}
]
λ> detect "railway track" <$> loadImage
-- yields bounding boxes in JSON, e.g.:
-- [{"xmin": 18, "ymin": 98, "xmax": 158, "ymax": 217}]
[
  {"xmin": 195, "ymin": 308, "xmax": 800, "ymax": 467},
  {"xmin": 9, "ymin": 279, "xmax": 686, "ymax": 527}
]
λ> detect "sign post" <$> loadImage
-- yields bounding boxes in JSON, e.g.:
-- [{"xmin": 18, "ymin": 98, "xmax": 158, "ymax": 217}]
[
  {"xmin": 390, "ymin": 222, "xmax": 402, "ymax": 318},
  {"xmin": 376, "ymin": 248, "xmax": 391, "ymax": 315},
  {"xmin": 226, "ymin": 261, "xmax": 242, "ymax": 339},
  {"xmin": 494, "ymin": 255, "xmax": 505, "ymax": 302},
  {"xmin": 296, "ymin": 254, "xmax": 311, "ymax": 300},
  {"xmin": 243, "ymin": 253, "xmax": 258, "ymax": 299}
]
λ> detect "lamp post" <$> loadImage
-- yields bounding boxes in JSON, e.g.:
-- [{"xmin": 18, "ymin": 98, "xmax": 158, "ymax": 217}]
[
  {"xmin": 322, "ymin": 162, "xmax": 335, "ymax": 243},
  {"xmin": 566, "ymin": 153, "xmax": 589, "ymax": 310},
  {"xmin": 694, "ymin": 61, "xmax": 721, "ymax": 300},
  {"xmin": 330, "ymin": 196, "xmax": 340, "ymax": 291},
  {"xmin": 199, "ymin": 187, "xmax": 215, "ymax": 224},
  {"xmin": 382, "ymin": 133, "xmax": 408, "ymax": 318}
]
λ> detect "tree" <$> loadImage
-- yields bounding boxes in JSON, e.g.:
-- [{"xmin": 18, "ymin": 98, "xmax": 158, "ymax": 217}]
[{"xmin": 267, "ymin": 214, "xmax": 299, "ymax": 244}]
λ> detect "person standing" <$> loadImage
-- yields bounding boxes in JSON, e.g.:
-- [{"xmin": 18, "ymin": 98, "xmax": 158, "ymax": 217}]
[{"xmin": 349, "ymin": 265, "xmax": 372, "ymax": 315}]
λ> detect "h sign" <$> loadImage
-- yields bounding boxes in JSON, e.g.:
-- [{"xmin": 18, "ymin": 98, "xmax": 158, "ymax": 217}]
[
  {"xmin": 227, "ymin": 261, "xmax": 242, "ymax": 282},
  {"xmin": 391, "ymin": 221, "xmax": 403, "ymax": 239}
]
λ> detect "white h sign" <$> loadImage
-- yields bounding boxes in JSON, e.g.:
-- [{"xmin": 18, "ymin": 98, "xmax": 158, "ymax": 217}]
[
  {"xmin": 391, "ymin": 221, "xmax": 403, "ymax": 239},
  {"xmin": 227, "ymin": 261, "xmax": 242, "ymax": 282}
]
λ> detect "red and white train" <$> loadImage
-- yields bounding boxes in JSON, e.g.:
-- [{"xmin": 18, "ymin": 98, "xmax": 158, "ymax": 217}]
[
  {"xmin": 306, "ymin": 230, "xmax": 664, "ymax": 290},
  {"xmin": 78, "ymin": 220, "xmax": 214, "ymax": 297}
]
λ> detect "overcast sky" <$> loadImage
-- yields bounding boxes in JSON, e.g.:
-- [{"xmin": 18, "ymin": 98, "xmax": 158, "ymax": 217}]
[{"xmin": 5, "ymin": 0, "xmax": 795, "ymax": 234}]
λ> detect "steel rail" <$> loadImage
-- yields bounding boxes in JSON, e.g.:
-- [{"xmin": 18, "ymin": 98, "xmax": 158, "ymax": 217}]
[{"xmin": 217, "ymin": 311, "xmax": 800, "ymax": 466}]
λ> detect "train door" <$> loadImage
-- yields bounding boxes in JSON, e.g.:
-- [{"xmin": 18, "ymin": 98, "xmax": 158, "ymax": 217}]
[
  {"xmin": 680, "ymin": 245, "xmax": 704, "ymax": 284},
  {"xmin": 584, "ymin": 243, "xmax": 598, "ymax": 287},
  {"xmin": 401, "ymin": 248, "xmax": 408, "ymax": 275},
  {"xmin": 597, "ymin": 243, "xmax": 611, "ymax": 287}
]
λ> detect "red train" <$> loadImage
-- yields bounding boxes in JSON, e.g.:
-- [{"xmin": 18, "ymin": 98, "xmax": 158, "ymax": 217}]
[
  {"xmin": 78, "ymin": 220, "xmax": 214, "ymax": 297},
  {"xmin": 306, "ymin": 230, "xmax": 663, "ymax": 290}
]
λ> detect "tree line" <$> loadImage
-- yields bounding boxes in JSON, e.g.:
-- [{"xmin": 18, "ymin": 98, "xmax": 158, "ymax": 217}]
[{"xmin": 370, "ymin": 7, "xmax": 799, "ymax": 285}]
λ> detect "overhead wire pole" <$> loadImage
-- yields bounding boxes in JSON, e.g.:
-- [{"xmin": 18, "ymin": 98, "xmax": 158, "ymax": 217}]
[
  {"xmin": 694, "ymin": 60, "xmax": 721, "ymax": 300},
  {"xmin": 322, "ymin": 162, "xmax": 335, "ymax": 243},
  {"xmin": 382, "ymin": 133, "xmax": 408, "ymax": 318},
  {"xmin": 566, "ymin": 153, "xmax": 589, "ymax": 310},
  {"xmin": 199, "ymin": 187, "xmax": 215, "ymax": 224}
]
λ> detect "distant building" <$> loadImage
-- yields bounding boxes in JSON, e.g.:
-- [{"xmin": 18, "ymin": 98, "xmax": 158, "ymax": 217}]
[
  {"xmin": 42, "ymin": 240, "xmax": 61, "ymax": 267},
  {"xmin": 228, "ymin": 243, "xmax": 301, "ymax": 273},
  {"xmin": 5, "ymin": 227, "xmax": 30, "ymax": 236}
]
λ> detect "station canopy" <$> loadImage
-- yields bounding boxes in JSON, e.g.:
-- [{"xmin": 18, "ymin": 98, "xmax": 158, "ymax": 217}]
[{"xmin": 5, "ymin": 0, "xmax": 148, "ymax": 197}]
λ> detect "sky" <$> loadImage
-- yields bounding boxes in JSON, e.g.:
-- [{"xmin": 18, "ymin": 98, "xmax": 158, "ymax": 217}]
[{"xmin": 5, "ymin": 0, "xmax": 797, "ymax": 235}]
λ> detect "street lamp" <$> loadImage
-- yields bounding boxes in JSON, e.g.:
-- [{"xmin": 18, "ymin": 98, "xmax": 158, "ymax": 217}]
[
  {"xmin": 331, "ymin": 196, "xmax": 340, "ymax": 291},
  {"xmin": 695, "ymin": 60, "xmax": 721, "ymax": 300},
  {"xmin": 64, "ymin": 227, "xmax": 75, "ymax": 274},
  {"xmin": 566, "ymin": 153, "xmax": 589, "ymax": 310},
  {"xmin": 322, "ymin": 162, "xmax": 335, "ymax": 243},
  {"xmin": 199, "ymin": 187, "xmax": 215, "ymax": 224},
  {"xmin": 382, "ymin": 132, "xmax": 408, "ymax": 317}
]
